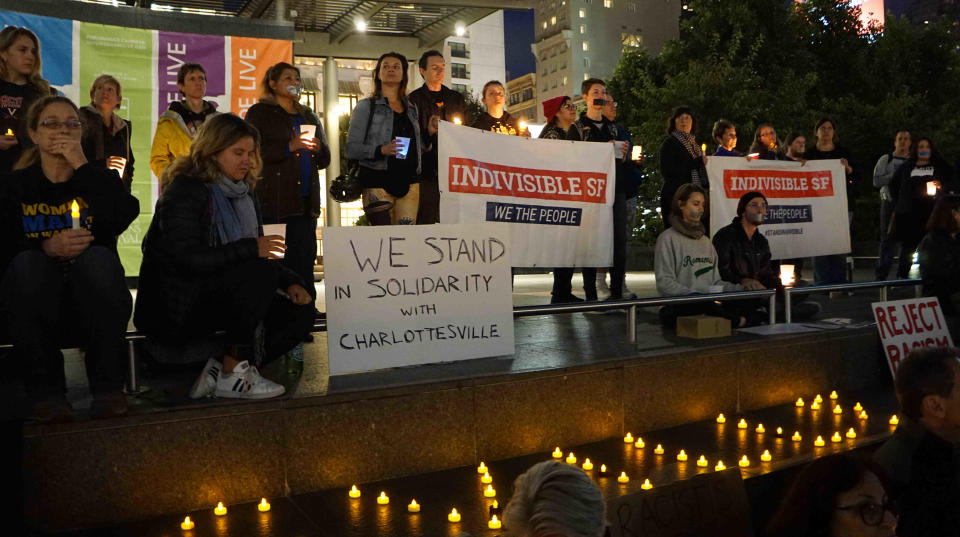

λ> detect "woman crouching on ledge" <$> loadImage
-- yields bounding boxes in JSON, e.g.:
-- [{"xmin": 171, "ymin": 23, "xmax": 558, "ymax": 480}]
[{"xmin": 134, "ymin": 114, "xmax": 314, "ymax": 400}]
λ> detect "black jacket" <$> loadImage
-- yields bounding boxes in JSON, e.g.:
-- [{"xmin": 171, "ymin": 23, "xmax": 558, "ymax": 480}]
[
  {"xmin": 79, "ymin": 105, "xmax": 135, "ymax": 188},
  {"xmin": 918, "ymin": 230, "xmax": 960, "ymax": 315},
  {"xmin": 244, "ymin": 99, "xmax": 331, "ymax": 223},
  {"xmin": 659, "ymin": 134, "xmax": 708, "ymax": 211},
  {"xmin": 712, "ymin": 217, "xmax": 780, "ymax": 289},
  {"xmin": 890, "ymin": 160, "xmax": 955, "ymax": 243},
  {"xmin": 805, "ymin": 145, "xmax": 858, "ymax": 211},
  {"xmin": 407, "ymin": 84, "xmax": 465, "ymax": 179},
  {"xmin": 134, "ymin": 175, "xmax": 302, "ymax": 338},
  {"xmin": 0, "ymin": 162, "xmax": 139, "ymax": 274},
  {"xmin": 567, "ymin": 113, "xmax": 628, "ymax": 195}
]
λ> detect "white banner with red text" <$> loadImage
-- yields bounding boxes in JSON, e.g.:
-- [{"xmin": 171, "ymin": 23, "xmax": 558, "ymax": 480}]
[
  {"xmin": 439, "ymin": 121, "xmax": 616, "ymax": 267},
  {"xmin": 872, "ymin": 297, "xmax": 954, "ymax": 377},
  {"xmin": 707, "ymin": 157, "xmax": 850, "ymax": 259}
]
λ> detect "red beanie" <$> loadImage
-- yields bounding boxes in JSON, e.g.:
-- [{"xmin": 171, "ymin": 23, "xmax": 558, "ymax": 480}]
[{"xmin": 541, "ymin": 96, "xmax": 566, "ymax": 123}]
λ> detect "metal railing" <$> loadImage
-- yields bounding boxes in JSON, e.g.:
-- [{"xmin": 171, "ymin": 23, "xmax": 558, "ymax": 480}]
[{"xmin": 782, "ymin": 278, "xmax": 921, "ymax": 324}]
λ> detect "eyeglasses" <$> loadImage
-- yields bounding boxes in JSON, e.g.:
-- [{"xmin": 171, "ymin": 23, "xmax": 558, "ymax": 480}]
[
  {"xmin": 835, "ymin": 499, "xmax": 898, "ymax": 526},
  {"xmin": 38, "ymin": 119, "xmax": 83, "ymax": 130},
  {"xmin": 561, "ymin": 103, "xmax": 577, "ymax": 111}
]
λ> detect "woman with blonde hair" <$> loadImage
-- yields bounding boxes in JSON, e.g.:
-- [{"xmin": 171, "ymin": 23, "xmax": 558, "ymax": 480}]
[
  {"xmin": 245, "ymin": 62, "xmax": 329, "ymax": 301},
  {"xmin": 0, "ymin": 26, "xmax": 55, "ymax": 173},
  {"xmin": 0, "ymin": 95, "xmax": 138, "ymax": 421},
  {"xmin": 135, "ymin": 113, "xmax": 314, "ymax": 400},
  {"xmin": 79, "ymin": 74, "xmax": 134, "ymax": 187},
  {"xmin": 502, "ymin": 460, "xmax": 607, "ymax": 537}
]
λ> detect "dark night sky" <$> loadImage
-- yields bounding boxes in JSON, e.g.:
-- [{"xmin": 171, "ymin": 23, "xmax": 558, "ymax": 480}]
[{"xmin": 503, "ymin": 9, "xmax": 535, "ymax": 81}]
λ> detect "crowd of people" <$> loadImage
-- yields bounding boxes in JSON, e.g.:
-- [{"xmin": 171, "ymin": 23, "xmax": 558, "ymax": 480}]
[{"xmin": 0, "ymin": 26, "xmax": 957, "ymax": 419}]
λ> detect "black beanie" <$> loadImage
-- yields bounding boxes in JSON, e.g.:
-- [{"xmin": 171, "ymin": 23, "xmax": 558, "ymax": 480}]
[{"xmin": 737, "ymin": 191, "xmax": 766, "ymax": 217}]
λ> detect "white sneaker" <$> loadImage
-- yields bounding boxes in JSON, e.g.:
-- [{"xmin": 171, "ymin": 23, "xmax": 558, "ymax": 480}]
[
  {"xmin": 215, "ymin": 360, "xmax": 286, "ymax": 399},
  {"xmin": 596, "ymin": 275, "xmax": 611, "ymax": 296},
  {"xmin": 189, "ymin": 358, "xmax": 221, "ymax": 399}
]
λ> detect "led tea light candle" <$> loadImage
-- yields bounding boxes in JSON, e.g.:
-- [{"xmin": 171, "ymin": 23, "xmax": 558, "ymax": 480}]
[
  {"xmin": 795, "ymin": 397, "xmax": 804, "ymax": 407},
  {"xmin": 408, "ymin": 499, "xmax": 420, "ymax": 513},
  {"xmin": 831, "ymin": 432, "xmax": 842, "ymax": 443},
  {"xmin": 761, "ymin": 450, "xmax": 772, "ymax": 462},
  {"xmin": 715, "ymin": 460, "xmax": 726, "ymax": 471},
  {"xmin": 846, "ymin": 428, "xmax": 857, "ymax": 439},
  {"xmin": 738, "ymin": 418, "xmax": 748, "ymax": 429},
  {"xmin": 565, "ymin": 452, "xmax": 577, "ymax": 464},
  {"xmin": 756, "ymin": 423, "xmax": 765, "ymax": 433},
  {"xmin": 716, "ymin": 413, "xmax": 726, "ymax": 423},
  {"xmin": 641, "ymin": 479, "xmax": 653, "ymax": 490},
  {"xmin": 617, "ymin": 471, "xmax": 630, "ymax": 483},
  {"xmin": 697, "ymin": 455, "xmax": 708, "ymax": 467},
  {"xmin": 477, "ymin": 462, "xmax": 487, "ymax": 474},
  {"xmin": 582, "ymin": 458, "xmax": 594, "ymax": 471},
  {"xmin": 484, "ymin": 485, "xmax": 496, "ymax": 498},
  {"xmin": 814, "ymin": 394, "xmax": 823, "ymax": 403},
  {"xmin": 488, "ymin": 515, "xmax": 502, "ymax": 529},
  {"xmin": 860, "ymin": 410, "xmax": 869, "ymax": 420},
  {"xmin": 739, "ymin": 456, "xmax": 750, "ymax": 468},
  {"xmin": 349, "ymin": 485, "xmax": 361, "ymax": 499},
  {"xmin": 481, "ymin": 471, "xmax": 493, "ymax": 484},
  {"xmin": 814, "ymin": 435, "xmax": 826, "ymax": 447},
  {"xmin": 654, "ymin": 444, "xmax": 664, "ymax": 455},
  {"xmin": 833, "ymin": 404, "xmax": 843, "ymax": 415},
  {"xmin": 180, "ymin": 516, "xmax": 195, "ymax": 530},
  {"xmin": 377, "ymin": 492, "xmax": 389, "ymax": 505},
  {"xmin": 811, "ymin": 401, "xmax": 821, "ymax": 410},
  {"xmin": 677, "ymin": 450, "xmax": 688, "ymax": 462},
  {"xmin": 829, "ymin": 390, "xmax": 838, "ymax": 400},
  {"xmin": 776, "ymin": 427, "xmax": 784, "ymax": 436},
  {"xmin": 214, "ymin": 502, "xmax": 227, "ymax": 516},
  {"xmin": 634, "ymin": 437, "xmax": 645, "ymax": 448},
  {"xmin": 599, "ymin": 464, "xmax": 608, "ymax": 476},
  {"xmin": 552, "ymin": 447, "xmax": 563, "ymax": 459},
  {"xmin": 623, "ymin": 432, "xmax": 634, "ymax": 443},
  {"xmin": 448, "ymin": 508, "xmax": 461, "ymax": 523},
  {"xmin": 4, "ymin": 128, "xmax": 13, "ymax": 136},
  {"xmin": 792, "ymin": 431, "xmax": 802, "ymax": 442},
  {"xmin": 453, "ymin": 116, "xmax": 462, "ymax": 125},
  {"xmin": 71, "ymin": 200, "xmax": 81, "ymax": 230},
  {"xmin": 701, "ymin": 143, "xmax": 707, "ymax": 153},
  {"xmin": 258, "ymin": 498, "xmax": 271, "ymax": 512},
  {"xmin": 890, "ymin": 415, "xmax": 899, "ymax": 426},
  {"xmin": 853, "ymin": 402, "xmax": 863, "ymax": 412}
]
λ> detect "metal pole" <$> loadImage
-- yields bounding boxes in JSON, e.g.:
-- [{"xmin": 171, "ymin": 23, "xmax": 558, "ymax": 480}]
[
  {"xmin": 879, "ymin": 285, "xmax": 888, "ymax": 303},
  {"xmin": 769, "ymin": 293, "xmax": 777, "ymax": 325},
  {"xmin": 126, "ymin": 339, "xmax": 138, "ymax": 394},
  {"xmin": 324, "ymin": 56, "xmax": 341, "ymax": 228},
  {"xmin": 784, "ymin": 288, "xmax": 793, "ymax": 324},
  {"xmin": 627, "ymin": 305, "xmax": 637, "ymax": 343}
]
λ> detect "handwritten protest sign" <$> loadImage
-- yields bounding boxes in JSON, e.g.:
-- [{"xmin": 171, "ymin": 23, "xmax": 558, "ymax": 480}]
[
  {"xmin": 872, "ymin": 297, "xmax": 953, "ymax": 377},
  {"xmin": 606, "ymin": 468, "xmax": 751, "ymax": 537},
  {"xmin": 323, "ymin": 224, "xmax": 514, "ymax": 375}
]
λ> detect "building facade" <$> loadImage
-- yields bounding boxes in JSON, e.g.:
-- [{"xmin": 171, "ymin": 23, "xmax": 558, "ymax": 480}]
[
  {"xmin": 507, "ymin": 73, "xmax": 538, "ymax": 124},
  {"xmin": 530, "ymin": 0, "xmax": 680, "ymax": 121},
  {"xmin": 441, "ymin": 11, "xmax": 507, "ymax": 99}
]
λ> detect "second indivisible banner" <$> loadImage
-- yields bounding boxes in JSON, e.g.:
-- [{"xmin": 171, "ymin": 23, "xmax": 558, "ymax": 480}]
[
  {"xmin": 438, "ymin": 122, "xmax": 616, "ymax": 267},
  {"xmin": 707, "ymin": 157, "xmax": 850, "ymax": 260}
]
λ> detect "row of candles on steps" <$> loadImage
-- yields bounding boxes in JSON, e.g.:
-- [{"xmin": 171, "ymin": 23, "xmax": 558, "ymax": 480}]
[{"xmin": 178, "ymin": 391, "xmax": 901, "ymax": 532}]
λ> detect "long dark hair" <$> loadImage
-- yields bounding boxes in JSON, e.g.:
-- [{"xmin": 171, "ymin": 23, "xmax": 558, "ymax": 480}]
[
  {"xmin": 372, "ymin": 52, "xmax": 409, "ymax": 100},
  {"xmin": 927, "ymin": 194, "xmax": 960, "ymax": 234},
  {"xmin": 749, "ymin": 122, "xmax": 780, "ymax": 155},
  {"xmin": 260, "ymin": 61, "xmax": 300, "ymax": 100},
  {"xmin": 765, "ymin": 453, "xmax": 891, "ymax": 537},
  {"xmin": 666, "ymin": 105, "xmax": 698, "ymax": 135},
  {"xmin": 910, "ymin": 136, "xmax": 944, "ymax": 165}
]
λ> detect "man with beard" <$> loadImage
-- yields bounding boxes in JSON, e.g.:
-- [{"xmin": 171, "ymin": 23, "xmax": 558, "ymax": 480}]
[{"xmin": 712, "ymin": 191, "xmax": 820, "ymax": 324}]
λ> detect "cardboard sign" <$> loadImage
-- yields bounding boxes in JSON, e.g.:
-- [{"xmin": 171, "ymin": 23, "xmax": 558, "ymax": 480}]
[
  {"xmin": 439, "ymin": 121, "xmax": 616, "ymax": 268},
  {"xmin": 323, "ymin": 224, "xmax": 515, "ymax": 375},
  {"xmin": 872, "ymin": 297, "xmax": 954, "ymax": 376},
  {"xmin": 707, "ymin": 157, "xmax": 850, "ymax": 260},
  {"xmin": 606, "ymin": 468, "xmax": 752, "ymax": 537}
]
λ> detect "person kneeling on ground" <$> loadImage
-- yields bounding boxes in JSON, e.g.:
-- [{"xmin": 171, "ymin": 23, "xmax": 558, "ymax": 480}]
[
  {"xmin": 654, "ymin": 184, "xmax": 745, "ymax": 329},
  {"xmin": 712, "ymin": 191, "xmax": 820, "ymax": 325},
  {"xmin": 874, "ymin": 346, "xmax": 960, "ymax": 537},
  {"xmin": 765, "ymin": 453, "xmax": 898, "ymax": 537},
  {"xmin": 502, "ymin": 460, "xmax": 606, "ymax": 537},
  {"xmin": 134, "ymin": 114, "xmax": 314, "ymax": 400},
  {"xmin": 0, "ymin": 95, "xmax": 139, "ymax": 421}
]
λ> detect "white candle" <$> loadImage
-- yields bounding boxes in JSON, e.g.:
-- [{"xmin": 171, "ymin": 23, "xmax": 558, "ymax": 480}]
[{"xmin": 780, "ymin": 264, "xmax": 795, "ymax": 287}]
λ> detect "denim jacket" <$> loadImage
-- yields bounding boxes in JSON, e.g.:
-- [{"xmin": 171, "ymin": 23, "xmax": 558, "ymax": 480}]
[{"xmin": 346, "ymin": 96, "xmax": 422, "ymax": 175}]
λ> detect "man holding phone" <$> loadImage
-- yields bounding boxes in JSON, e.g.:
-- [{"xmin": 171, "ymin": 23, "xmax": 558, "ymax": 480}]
[
  {"xmin": 409, "ymin": 50, "xmax": 466, "ymax": 224},
  {"xmin": 551, "ymin": 78, "xmax": 629, "ymax": 303}
]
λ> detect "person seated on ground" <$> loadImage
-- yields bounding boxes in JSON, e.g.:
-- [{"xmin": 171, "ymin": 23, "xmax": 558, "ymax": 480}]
[
  {"xmin": 0, "ymin": 95, "xmax": 139, "ymax": 421},
  {"xmin": 712, "ymin": 119, "xmax": 742, "ymax": 157},
  {"xmin": 765, "ymin": 453, "xmax": 898, "ymax": 537},
  {"xmin": 654, "ymin": 183, "xmax": 744, "ymax": 328},
  {"xmin": 874, "ymin": 346, "xmax": 960, "ymax": 537},
  {"xmin": 917, "ymin": 194, "xmax": 960, "ymax": 315},
  {"xmin": 502, "ymin": 460, "xmax": 606, "ymax": 537},
  {"xmin": 134, "ymin": 114, "xmax": 314, "ymax": 400},
  {"xmin": 79, "ymin": 74, "xmax": 134, "ymax": 188},
  {"xmin": 471, "ymin": 80, "xmax": 530, "ymax": 137},
  {"xmin": 713, "ymin": 191, "xmax": 820, "ymax": 324},
  {"xmin": 749, "ymin": 123, "xmax": 790, "ymax": 161}
]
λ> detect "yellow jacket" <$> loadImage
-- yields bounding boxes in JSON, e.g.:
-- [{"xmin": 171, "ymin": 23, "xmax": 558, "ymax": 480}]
[{"xmin": 149, "ymin": 102, "xmax": 219, "ymax": 187}]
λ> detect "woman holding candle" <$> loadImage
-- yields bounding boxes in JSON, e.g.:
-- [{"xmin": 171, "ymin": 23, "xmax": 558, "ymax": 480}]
[
  {"xmin": 471, "ymin": 80, "xmax": 530, "ymax": 137},
  {"xmin": 889, "ymin": 137, "xmax": 955, "ymax": 280},
  {"xmin": 0, "ymin": 26, "xmax": 55, "ymax": 174},
  {"xmin": 245, "ymin": 62, "xmax": 329, "ymax": 300},
  {"xmin": 0, "ymin": 95, "xmax": 139, "ymax": 421},
  {"xmin": 749, "ymin": 123, "xmax": 790, "ymax": 161},
  {"xmin": 150, "ymin": 63, "xmax": 220, "ymax": 189},
  {"xmin": 135, "ymin": 113, "xmax": 314, "ymax": 399},
  {"xmin": 502, "ymin": 460, "xmax": 606, "ymax": 537},
  {"xmin": 712, "ymin": 119, "xmax": 742, "ymax": 157},
  {"xmin": 654, "ymin": 184, "xmax": 745, "ymax": 328},
  {"xmin": 917, "ymin": 195, "xmax": 960, "ymax": 315},
  {"xmin": 765, "ymin": 453, "xmax": 897, "ymax": 537},
  {"xmin": 658, "ymin": 106, "xmax": 708, "ymax": 228},
  {"xmin": 347, "ymin": 52, "xmax": 428, "ymax": 226},
  {"xmin": 79, "ymin": 74, "xmax": 134, "ymax": 188}
]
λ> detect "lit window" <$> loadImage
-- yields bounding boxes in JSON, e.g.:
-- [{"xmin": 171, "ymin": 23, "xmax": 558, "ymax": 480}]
[
  {"xmin": 580, "ymin": 24, "xmax": 585, "ymax": 33},
  {"xmin": 584, "ymin": 73, "xmax": 590, "ymax": 80},
  {"xmin": 551, "ymin": 15, "xmax": 557, "ymax": 24},
  {"xmin": 582, "ymin": 41, "xmax": 589, "ymax": 51},
  {"xmin": 579, "ymin": 8, "xmax": 586, "ymax": 17},
  {"xmin": 542, "ymin": 21, "xmax": 547, "ymax": 29},
  {"xmin": 562, "ymin": 76, "xmax": 568, "ymax": 85},
  {"xmin": 604, "ymin": 0, "xmax": 612, "ymax": 7}
]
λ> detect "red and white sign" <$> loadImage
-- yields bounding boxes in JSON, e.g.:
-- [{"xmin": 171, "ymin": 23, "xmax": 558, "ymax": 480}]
[
  {"xmin": 872, "ymin": 298, "xmax": 954, "ymax": 377},
  {"xmin": 439, "ymin": 121, "xmax": 616, "ymax": 267},
  {"xmin": 708, "ymin": 157, "xmax": 850, "ymax": 260}
]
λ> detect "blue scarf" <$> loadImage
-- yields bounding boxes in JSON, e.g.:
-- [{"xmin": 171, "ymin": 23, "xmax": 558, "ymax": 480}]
[{"xmin": 208, "ymin": 176, "xmax": 258, "ymax": 245}]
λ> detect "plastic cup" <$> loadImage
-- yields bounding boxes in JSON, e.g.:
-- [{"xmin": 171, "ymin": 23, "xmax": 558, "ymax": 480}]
[
  {"xmin": 613, "ymin": 141, "xmax": 627, "ymax": 158},
  {"xmin": 395, "ymin": 137, "xmax": 411, "ymax": 159},
  {"xmin": 300, "ymin": 124, "xmax": 316, "ymax": 140},
  {"xmin": 262, "ymin": 224, "xmax": 286, "ymax": 239}
]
